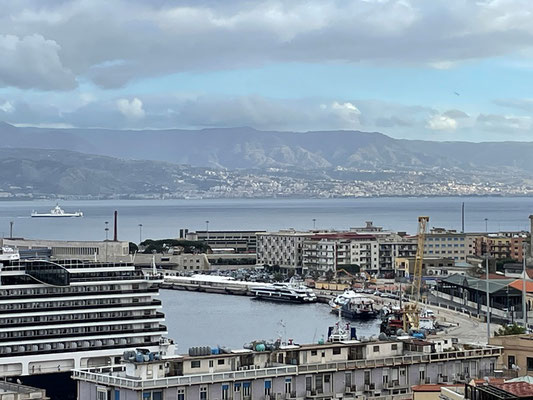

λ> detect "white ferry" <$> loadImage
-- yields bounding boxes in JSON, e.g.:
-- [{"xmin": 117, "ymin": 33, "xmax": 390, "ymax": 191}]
[
  {"xmin": 251, "ymin": 281, "xmax": 317, "ymax": 303},
  {"xmin": 31, "ymin": 204, "xmax": 83, "ymax": 218}
]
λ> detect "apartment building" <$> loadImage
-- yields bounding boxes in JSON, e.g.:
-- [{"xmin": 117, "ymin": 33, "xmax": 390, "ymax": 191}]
[
  {"xmin": 377, "ymin": 236, "xmax": 417, "ymax": 276},
  {"xmin": 256, "ymin": 230, "xmax": 315, "ymax": 273},
  {"xmin": 473, "ymin": 233, "xmax": 527, "ymax": 261},
  {"xmin": 423, "ymin": 229, "xmax": 475, "ymax": 262},
  {"xmin": 185, "ymin": 230, "xmax": 266, "ymax": 254},
  {"xmin": 74, "ymin": 337, "xmax": 502, "ymax": 400}
]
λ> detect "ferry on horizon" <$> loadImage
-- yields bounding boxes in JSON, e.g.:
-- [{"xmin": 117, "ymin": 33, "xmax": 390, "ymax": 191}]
[{"xmin": 31, "ymin": 204, "xmax": 83, "ymax": 218}]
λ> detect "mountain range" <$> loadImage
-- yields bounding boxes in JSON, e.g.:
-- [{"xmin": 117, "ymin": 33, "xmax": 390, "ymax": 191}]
[
  {"xmin": 1, "ymin": 122, "xmax": 532, "ymax": 173},
  {"xmin": 0, "ymin": 122, "xmax": 531, "ymax": 198}
]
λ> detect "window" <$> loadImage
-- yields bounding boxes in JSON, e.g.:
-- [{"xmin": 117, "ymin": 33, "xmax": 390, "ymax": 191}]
[
  {"xmin": 222, "ymin": 384, "xmax": 229, "ymax": 400},
  {"xmin": 234, "ymin": 383, "xmax": 241, "ymax": 392},
  {"xmin": 114, "ymin": 390, "xmax": 120, "ymax": 400},
  {"xmin": 243, "ymin": 383, "xmax": 251, "ymax": 397},
  {"xmin": 264, "ymin": 380, "xmax": 272, "ymax": 396},
  {"xmin": 191, "ymin": 360, "xmax": 201, "ymax": 368},
  {"xmin": 306, "ymin": 376, "xmax": 312, "ymax": 391},
  {"xmin": 391, "ymin": 344, "xmax": 397, "ymax": 351},
  {"xmin": 527, "ymin": 357, "xmax": 533, "ymax": 371},
  {"xmin": 153, "ymin": 392, "xmax": 162, "ymax": 400},
  {"xmin": 373, "ymin": 345, "xmax": 379, "ymax": 352},
  {"xmin": 200, "ymin": 386, "xmax": 208, "ymax": 400},
  {"xmin": 177, "ymin": 389, "xmax": 185, "ymax": 400},
  {"xmin": 333, "ymin": 348, "xmax": 341, "ymax": 355},
  {"xmin": 97, "ymin": 388, "xmax": 108, "ymax": 400},
  {"xmin": 285, "ymin": 378, "xmax": 292, "ymax": 394},
  {"xmin": 209, "ymin": 360, "xmax": 214, "ymax": 368},
  {"xmin": 311, "ymin": 350, "xmax": 317, "ymax": 356},
  {"xmin": 508, "ymin": 355, "xmax": 516, "ymax": 370},
  {"xmin": 218, "ymin": 359, "xmax": 225, "ymax": 365}
]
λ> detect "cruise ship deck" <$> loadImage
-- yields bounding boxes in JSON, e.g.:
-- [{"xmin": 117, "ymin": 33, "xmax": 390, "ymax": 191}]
[{"xmin": 0, "ymin": 252, "xmax": 174, "ymax": 378}]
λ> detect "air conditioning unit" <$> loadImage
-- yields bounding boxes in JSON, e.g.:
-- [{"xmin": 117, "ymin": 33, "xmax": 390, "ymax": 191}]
[{"xmin": 364, "ymin": 384, "xmax": 375, "ymax": 392}]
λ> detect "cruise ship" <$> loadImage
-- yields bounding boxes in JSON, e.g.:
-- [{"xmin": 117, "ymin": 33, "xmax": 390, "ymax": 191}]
[{"xmin": 0, "ymin": 248, "xmax": 174, "ymax": 382}]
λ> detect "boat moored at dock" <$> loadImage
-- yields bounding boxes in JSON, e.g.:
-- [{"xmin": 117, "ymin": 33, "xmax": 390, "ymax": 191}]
[
  {"xmin": 329, "ymin": 289, "xmax": 378, "ymax": 319},
  {"xmin": 251, "ymin": 281, "xmax": 317, "ymax": 303}
]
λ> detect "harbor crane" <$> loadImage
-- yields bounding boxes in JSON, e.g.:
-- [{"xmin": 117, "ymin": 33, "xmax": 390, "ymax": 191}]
[{"xmin": 404, "ymin": 216, "xmax": 429, "ymax": 331}]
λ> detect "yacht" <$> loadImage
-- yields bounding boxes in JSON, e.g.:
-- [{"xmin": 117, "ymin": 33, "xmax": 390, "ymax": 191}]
[
  {"xmin": 251, "ymin": 281, "xmax": 317, "ymax": 303},
  {"xmin": 31, "ymin": 205, "xmax": 83, "ymax": 218},
  {"xmin": 0, "ymin": 250, "xmax": 174, "ymax": 380}
]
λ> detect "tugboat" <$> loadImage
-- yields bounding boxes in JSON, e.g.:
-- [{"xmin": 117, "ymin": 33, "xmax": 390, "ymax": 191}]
[
  {"xmin": 380, "ymin": 305, "xmax": 406, "ymax": 336},
  {"xmin": 31, "ymin": 204, "xmax": 83, "ymax": 218}
]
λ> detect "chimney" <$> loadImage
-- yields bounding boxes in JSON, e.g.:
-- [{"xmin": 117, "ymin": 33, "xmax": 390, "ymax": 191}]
[
  {"xmin": 114, "ymin": 210, "xmax": 118, "ymax": 241},
  {"xmin": 529, "ymin": 215, "xmax": 533, "ymax": 257}
]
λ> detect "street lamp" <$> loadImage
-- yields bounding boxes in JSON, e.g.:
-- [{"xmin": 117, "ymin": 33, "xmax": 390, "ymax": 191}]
[
  {"xmin": 138, "ymin": 224, "xmax": 143, "ymax": 244},
  {"xmin": 484, "ymin": 218, "xmax": 488, "ymax": 233},
  {"xmin": 312, "ymin": 218, "xmax": 316, "ymax": 230},
  {"xmin": 205, "ymin": 220, "xmax": 210, "ymax": 241}
]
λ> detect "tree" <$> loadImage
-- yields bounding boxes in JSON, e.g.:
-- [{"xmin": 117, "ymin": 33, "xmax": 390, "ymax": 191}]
[
  {"xmin": 128, "ymin": 242, "xmax": 138, "ymax": 254},
  {"xmin": 494, "ymin": 323, "xmax": 526, "ymax": 336},
  {"xmin": 325, "ymin": 269, "xmax": 335, "ymax": 282}
]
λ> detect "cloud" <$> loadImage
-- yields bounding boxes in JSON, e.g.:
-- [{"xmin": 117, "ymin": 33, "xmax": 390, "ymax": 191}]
[
  {"xmin": 477, "ymin": 113, "xmax": 532, "ymax": 131},
  {"xmin": 443, "ymin": 109, "xmax": 469, "ymax": 119},
  {"xmin": 426, "ymin": 114, "xmax": 457, "ymax": 130},
  {"xmin": 493, "ymin": 98, "xmax": 533, "ymax": 113},
  {"xmin": 0, "ymin": 34, "xmax": 76, "ymax": 90},
  {"xmin": 2, "ymin": 1, "xmax": 533, "ymax": 89},
  {"xmin": 0, "ymin": 101, "xmax": 15, "ymax": 113},
  {"xmin": 117, "ymin": 97, "xmax": 145, "ymax": 119}
]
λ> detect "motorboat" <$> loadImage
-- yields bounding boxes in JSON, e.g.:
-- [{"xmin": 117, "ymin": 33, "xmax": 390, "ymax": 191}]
[{"xmin": 251, "ymin": 281, "xmax": 317, "ymax": 303}]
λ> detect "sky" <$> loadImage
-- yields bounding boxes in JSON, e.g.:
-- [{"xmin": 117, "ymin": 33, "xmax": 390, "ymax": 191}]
[{"xmin": 1, "ymin": 0, "xmax": 533, "ymax": 141}]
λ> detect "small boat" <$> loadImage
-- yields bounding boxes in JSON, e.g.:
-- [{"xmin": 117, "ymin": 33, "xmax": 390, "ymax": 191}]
[
  {"xmin": 329, "ymin": 290, "xmax": 378, "ymax": 320},
  {"xmin": 31, "ymin": 204, "xmax": 83, "ymax": 218},
  {"xmin": 0, "ymin": 247, "xmax": 20, "ymax": 262},
  {"xmin": 251, "ymin": 279, "xmax": 317, "ymax": 303},
  {"xmin": 327, "ymin": 309, "xmax": 357, "ymax": 342}
]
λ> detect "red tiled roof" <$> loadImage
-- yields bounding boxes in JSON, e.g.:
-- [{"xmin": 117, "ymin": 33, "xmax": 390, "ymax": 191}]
[
  {"xmin": 492, "ymin": 382, "xmax": 533, "ymax": 398},
  {"xmin": 509, "ymin": 280, "xmax": 533, "ymax": 293}
]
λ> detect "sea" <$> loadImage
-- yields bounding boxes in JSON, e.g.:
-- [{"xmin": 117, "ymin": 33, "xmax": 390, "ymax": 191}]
[{"xmin": 1, "ymin": 197, "xmax": 532, "ymax": 242}]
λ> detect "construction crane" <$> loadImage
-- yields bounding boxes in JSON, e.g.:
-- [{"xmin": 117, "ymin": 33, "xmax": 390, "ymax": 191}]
[{"xmin": 404, "ymin": 216, "xmax": 429, "ymax": 331}]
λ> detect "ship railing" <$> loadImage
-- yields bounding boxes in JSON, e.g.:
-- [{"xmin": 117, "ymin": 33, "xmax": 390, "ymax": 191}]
[{"xmin": 73, "ymin": 365, "xmax": 298, "ymax": 390}]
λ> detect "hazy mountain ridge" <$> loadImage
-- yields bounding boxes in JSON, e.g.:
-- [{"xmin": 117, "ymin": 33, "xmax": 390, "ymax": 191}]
[
  {"xmin": 1, "ymin": 123, "xmax": 532, "ymax": 172},
  {"xmin": 0, "ymin": 147, "xmax": 530, "ymax": 199}
]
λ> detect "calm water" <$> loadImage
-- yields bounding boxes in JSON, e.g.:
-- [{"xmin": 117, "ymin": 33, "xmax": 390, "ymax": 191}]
[
  {"xmin": 160, "ymin": 290, "xmax": 381, "ymax": 352},
  {"xmin": 0, "ymin": 197, "xmax": 532, "ymax": 242}
]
